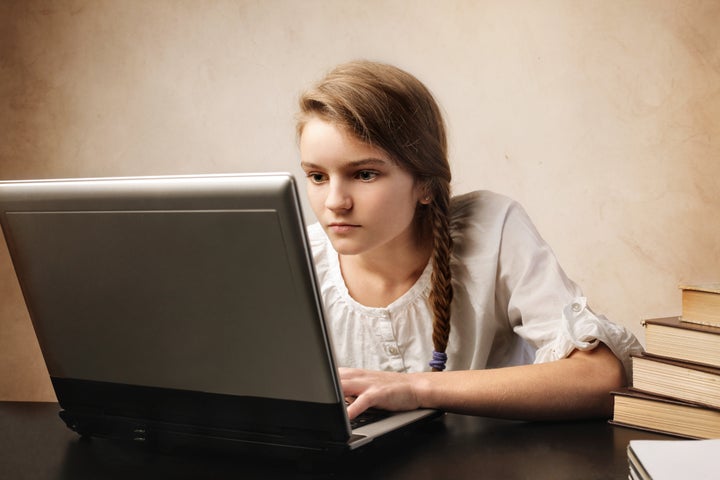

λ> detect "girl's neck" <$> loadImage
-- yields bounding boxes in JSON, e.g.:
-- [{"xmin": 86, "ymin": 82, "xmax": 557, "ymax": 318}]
[{"xmin": 338, "ymin": 238, "xmax": 432, "ymax": 308}]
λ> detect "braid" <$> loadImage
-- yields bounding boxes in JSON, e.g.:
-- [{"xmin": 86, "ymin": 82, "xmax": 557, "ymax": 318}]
[{"xmin": 427, "ymin": 183, "xmax": 453, "ymax": 371}]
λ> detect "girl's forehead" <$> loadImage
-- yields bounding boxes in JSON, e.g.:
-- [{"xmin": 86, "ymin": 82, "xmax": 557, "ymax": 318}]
[
  {"xmin": 300, "ymin": 117, "xmax": 415, "ymax": 174},
  {"xmin": 301, "ymin": 119, "xmax": 387, "ymax": 159}
]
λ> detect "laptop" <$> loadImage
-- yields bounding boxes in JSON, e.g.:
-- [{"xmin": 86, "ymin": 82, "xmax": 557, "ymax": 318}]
[{"xmin": 0, "ymin": 173, "xmax": 439, "ymax": 456}]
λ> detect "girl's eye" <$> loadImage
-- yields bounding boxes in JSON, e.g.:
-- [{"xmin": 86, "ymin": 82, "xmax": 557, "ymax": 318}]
[
  {"xmin": 307, "ymin": 172, "xmax": 327, "ymax": 184},
  {"xmin": 356, "ymin": 170, "xmax": 378, "ymax": 182}
]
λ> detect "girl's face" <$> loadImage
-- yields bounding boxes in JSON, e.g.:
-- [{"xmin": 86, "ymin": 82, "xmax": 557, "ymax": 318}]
[{"xmin": 300, "ymin": 117, "xmax": 426, "ymax": 258}]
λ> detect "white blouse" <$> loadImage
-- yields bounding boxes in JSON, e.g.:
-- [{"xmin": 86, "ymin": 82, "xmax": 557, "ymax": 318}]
[{"xmin": 308, "ymin": 190, "xmax": 643, "ymax": 379}]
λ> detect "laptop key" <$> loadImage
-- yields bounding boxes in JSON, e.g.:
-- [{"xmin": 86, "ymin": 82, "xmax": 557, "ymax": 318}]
[{"xmin": 350, "ymin": 408, "xmax": 392, "ymax": 429}]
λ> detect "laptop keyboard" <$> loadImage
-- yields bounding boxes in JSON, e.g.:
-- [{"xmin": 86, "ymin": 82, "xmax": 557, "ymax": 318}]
[{"xmin": 350, "ymin": 408, "xmax": 392, "ymax": 429}]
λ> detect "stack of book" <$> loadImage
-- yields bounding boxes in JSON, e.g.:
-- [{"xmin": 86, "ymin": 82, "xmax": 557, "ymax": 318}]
[{"xmin": 611, "ymin": 284, "xmax": 720, "ymax": 439}]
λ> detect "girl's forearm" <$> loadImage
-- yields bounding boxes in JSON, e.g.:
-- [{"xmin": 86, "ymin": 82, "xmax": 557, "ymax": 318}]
[{"xmin": 413, "ymin": 343, "xmax": 626, "ymax": 420}]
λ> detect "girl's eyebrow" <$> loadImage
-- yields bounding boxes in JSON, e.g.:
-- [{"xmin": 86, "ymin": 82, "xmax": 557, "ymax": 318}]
[
  {"xmin": 347, "ymin": 158, "xmax": 388, "ymax": 168},
  {"xmin": 300, "ymin": 158, "xmax": 388, "ymax": 170}
]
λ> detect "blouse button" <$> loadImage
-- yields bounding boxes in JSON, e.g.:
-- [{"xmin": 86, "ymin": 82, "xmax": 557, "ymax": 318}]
[
  {"xmin": 387, "ymin": 346, "xmax": 400, "ymax": 356},
  {"xmin": 571, "ymin": 302, "xmax": 582, "ymax": 313}
]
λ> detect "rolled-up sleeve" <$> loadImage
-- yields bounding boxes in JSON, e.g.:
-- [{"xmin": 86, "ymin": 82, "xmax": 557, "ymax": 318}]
[
  {"xmin": 535, "ymin": 296, "xmax": 643, "ymax": 379},
  {"xmin": 497, "ymin": 202, "xmax": 643, "ymax": 379}
]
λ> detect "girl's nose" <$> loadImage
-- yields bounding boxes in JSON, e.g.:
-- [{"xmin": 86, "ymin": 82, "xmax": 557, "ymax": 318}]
[{"xmin": 325, "ymin": 180, "xmax": 352, "ymax": 211}]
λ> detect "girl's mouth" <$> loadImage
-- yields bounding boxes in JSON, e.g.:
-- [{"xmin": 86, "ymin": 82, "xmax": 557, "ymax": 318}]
[{"xmin": 328, "ymin": 223, "xmax": 360, "ymax": 234}]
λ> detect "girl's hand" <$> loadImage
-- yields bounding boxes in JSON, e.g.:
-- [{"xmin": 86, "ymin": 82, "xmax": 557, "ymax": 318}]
[{"xmin": 338, "ymin": 367, "xmax": 425, "ymax": 419}]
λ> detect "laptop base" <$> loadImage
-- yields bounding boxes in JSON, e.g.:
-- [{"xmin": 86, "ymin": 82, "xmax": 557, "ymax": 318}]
[{"xmin": 58, "ymin": 409, "xmax": 356, "ymax": 457}]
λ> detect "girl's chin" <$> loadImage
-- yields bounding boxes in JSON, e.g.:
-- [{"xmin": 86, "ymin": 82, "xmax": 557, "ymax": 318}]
[{"xmin": 326, "ymin": 238, "xmax": 368, "ymax": 256}]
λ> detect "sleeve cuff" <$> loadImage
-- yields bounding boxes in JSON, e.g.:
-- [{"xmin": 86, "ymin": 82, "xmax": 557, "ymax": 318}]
[{"xmin": 534, "ymin": 297, "xmax": 644, "ymax": 380}]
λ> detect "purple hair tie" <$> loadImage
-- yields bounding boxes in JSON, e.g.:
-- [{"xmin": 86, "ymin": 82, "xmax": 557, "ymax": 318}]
[{"xmin": 429, "ymin": 350, "xmax": 447, "ymax": 371}]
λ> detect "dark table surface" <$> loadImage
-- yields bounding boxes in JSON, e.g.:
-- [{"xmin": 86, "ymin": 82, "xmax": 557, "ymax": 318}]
[{"xmin": 1, "ymin": 401, "xmax": 672, "ymax": 479}]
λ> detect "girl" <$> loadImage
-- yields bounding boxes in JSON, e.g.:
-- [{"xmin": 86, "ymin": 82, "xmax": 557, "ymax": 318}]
[{"xmin": 296, "ymin": 60, "xmax": 643, "ymax": 421}]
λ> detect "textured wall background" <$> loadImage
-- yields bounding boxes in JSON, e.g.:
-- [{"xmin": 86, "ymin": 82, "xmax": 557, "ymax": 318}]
[{"xmin": 1, "ymin": 0, "xmax": 719, "ymax": 400}]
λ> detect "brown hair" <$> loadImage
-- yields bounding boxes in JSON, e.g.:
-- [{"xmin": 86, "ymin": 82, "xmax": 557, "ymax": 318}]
[{"xmin": 297, "ymin": 60, "xmax": 454, "ymax": 371}]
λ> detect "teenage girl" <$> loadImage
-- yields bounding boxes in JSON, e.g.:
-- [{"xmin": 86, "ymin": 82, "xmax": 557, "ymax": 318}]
[{"xmin": 296, "ymin": 60, "xmax": 643, "ymax": 421}]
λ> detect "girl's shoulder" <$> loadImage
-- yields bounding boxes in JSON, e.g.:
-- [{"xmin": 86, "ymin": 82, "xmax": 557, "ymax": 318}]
[
  {"xmin": 451, "ymin": 190, "xmax": 515, "ymax": 213},
  {"xmin": 307, "ymin": 221, "xmax": 326, "ymax": 245},
  {"xmin": 306, "ymin": 222, "xmax": 333, "ymax": 270},
  {"xmin": 449, "ymin": 190, "xmax": 538, "ymax": 256},
  {"xmin": 450, "ymin": 190, "xmax": 522, "ymax": 232}
]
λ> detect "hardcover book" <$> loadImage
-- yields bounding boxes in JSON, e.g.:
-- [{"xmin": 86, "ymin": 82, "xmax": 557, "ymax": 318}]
[
  {"xmin": 631, "ymin": 354, "xmax": 720, "ymax": 409},
  {"xmin": 611, "ymin": 389, "xmax": 720, "ymax": 440},
  {"xmin": 627, "ymin": 439, "xmax": 720, "ymax": 480},
  {"xmin": 643, "ymin": 317, "xmax": 720, "ymax": 368},
  {"xmin": 679, "ymin": 283, "xmax": 720, "ymax": 328}
]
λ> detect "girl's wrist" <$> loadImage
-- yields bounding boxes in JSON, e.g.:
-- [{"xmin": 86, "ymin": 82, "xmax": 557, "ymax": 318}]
[{"xmin": 410, "ymin": 372, "xmax": 438, "ymax": 409}]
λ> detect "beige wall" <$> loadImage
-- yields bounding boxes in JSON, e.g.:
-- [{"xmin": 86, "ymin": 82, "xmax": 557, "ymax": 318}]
[{"xmin": 1, "ymin": 0, "xmax": 718, "ymax": 401}]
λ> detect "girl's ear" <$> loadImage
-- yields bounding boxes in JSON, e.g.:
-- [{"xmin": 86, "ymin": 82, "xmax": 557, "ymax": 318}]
[{"xmin": 416, "ymin": 180, "xmax": 433, "ymax": 205}]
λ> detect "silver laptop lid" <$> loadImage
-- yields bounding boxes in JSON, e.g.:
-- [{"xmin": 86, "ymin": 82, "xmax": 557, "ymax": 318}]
[{"xmin": 0, "ymin": 173, "xmax": 341, "ymax": 405}]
